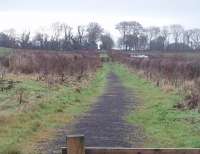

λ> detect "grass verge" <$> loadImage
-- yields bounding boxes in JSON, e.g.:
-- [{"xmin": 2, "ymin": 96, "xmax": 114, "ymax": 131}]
[
  {"xmin": 113, "ymin": 63, "xmax": 200, "ymax": 148},
  {"xmin": 0, "ymin": 47, "xmax": 12, "ymax": 57},
  {"xmin": 0, "ymin": 63, "xmax": 109, "ymax": 154}
]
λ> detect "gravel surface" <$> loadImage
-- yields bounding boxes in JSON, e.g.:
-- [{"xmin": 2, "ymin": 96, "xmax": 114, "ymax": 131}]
[{"xmin": 37, "ymin": 73, "xmax": 144, "ymax": 154}]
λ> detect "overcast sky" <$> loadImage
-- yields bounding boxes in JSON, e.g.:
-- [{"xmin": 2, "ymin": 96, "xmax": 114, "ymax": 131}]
[{"xmin": 0, "ymin": 0, "xmax": 199, "ymax": 38}]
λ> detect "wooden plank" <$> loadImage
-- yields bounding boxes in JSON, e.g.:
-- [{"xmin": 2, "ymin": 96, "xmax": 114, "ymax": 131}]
[
  {"xmin": 61, "ymin": 147, "xmax": 68, "ymax": 154},
  {"xmin": 85, "ymin": 148, "xmax": 200, "ymax": 154},
  {"xmin": 67, "ymin": 135, "xmax": 85, "ymax": 154},
  {"xmin": 62, "ymin": 147, "xmax": 200, "ymax": 154},
  {"xmin": 61, "ymin": 135, "xmax": 200, "ymax": 154}
]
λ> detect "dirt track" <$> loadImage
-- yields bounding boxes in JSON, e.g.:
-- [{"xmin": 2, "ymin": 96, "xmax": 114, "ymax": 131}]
[{"xmin": 38, "ymin": 73, "xmax": 144, "ymax": 154}]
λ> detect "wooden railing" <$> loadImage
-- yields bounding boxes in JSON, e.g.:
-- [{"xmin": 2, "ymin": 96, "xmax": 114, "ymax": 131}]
[{"xmin": 61, "ymin": 135, "xmax": 200, "ymax": 154}]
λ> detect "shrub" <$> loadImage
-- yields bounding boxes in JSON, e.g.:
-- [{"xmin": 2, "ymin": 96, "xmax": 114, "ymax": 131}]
[
  {"xmin": 110, "ymin": 51, "xmax": 200, "ymax": 110},
  {"xmin": 7, "ymin": 49, "xmax": 101, "ymax": 83}
]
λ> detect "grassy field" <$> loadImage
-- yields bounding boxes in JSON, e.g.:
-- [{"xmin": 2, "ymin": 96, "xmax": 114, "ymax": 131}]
[
  {"xmin": 0, "ymin": 63, "xmax": 109, "ymax": 154},
  {"xmin": 113, "ymin": 63, "xmax": 200, "ymax": 148},
  {"xmin": 0, "ymin": 47, "xmax": 13, "ymax": 57}
]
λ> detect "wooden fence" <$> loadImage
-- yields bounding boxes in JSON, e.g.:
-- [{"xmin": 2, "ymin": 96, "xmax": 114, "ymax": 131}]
[
  {"xmin": 61, "ymin": 135, "xmax": 200, "ymax": 154},
  {"xmin": 0, "ymin": 80, "xmax": 20, "ymax": 91}
]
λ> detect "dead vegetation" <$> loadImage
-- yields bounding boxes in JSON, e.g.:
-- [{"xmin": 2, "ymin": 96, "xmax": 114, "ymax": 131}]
[
  {"xmin": 0, "ymin": 49, "xmax": 102, "ymax": 114},
  {"xmin": 0, "ymin": 49, "xmax": 106, "ymax": 154},
  {"xmin": 7, "ymin": 49, "xmax": 101, "ymax": 83},
  {"xmin": 0, "ymin": 49, "xmax": 102, "ymax": 115},
  {"xmin": 110, "ymin": 51, "xmax": 200, "ymax": 110}
]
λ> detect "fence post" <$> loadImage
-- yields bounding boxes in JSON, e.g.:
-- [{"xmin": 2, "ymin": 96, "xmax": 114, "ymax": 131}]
[
  {"xmin": 67, "ymin": 135, "xmax": 85, "ymax": 154},
  {"xmin": 61, "ymin": 147, "xmax": 67, "ymax": 154}
]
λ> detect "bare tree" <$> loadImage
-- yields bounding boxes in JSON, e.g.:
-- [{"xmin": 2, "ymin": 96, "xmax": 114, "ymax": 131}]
[
  {"xmin": 61, "ymin": 23, "xmax": 73, "ymax": 50},
  {"xmin": 190, "ymin": 29, "xmax": 200, "ymax": 50},
  {"xmin": 86, "ymin": 22, "xmax": 103, "ymax": 49},
  {"xmin": 161, "ymin": 26, "xmax": 170, "ymax": 49},
  {"xmin": 61, "ymin": 23, "xmax": 73, "ymax": 41},
  {"xmin": 51, "ymin": 22, "xmax": 62, "ymax": 41},
  {"xmin": 0, "ymin": 33, "xmax": 10, "ymax": 48},
  {"xmin": 183, "ymin": 30, "xmax": 193, "ymax": 48},
  {"xmin": 146, "ymin": 26, "xmax": 160, "ymax": 50},
  {"xmin": 150, "ymin": 36, "xmax": 165, "ymax": 51},
  {"xmin": 117, "ymin": 37, "xmax": 124, "ymax": 49},
  {"xmin": 77, "ymin": 25, "xmax": 85, "ymax": 45},
  {"xmin": 170, "ymin": 24, "xmax": 184, "ymax": 44},
  {"xmin": 128, "ymin": 21, "xmax": 144, "ymax": 51},
  {"xmin": 20, "ymin": 31, "xmax": 30, "ymax": 48},
  {"xmin": 138, "ymin": 34, "xmax": 148, "ymax": 50},
  {"xmin": 32, "ymin": 32, "xmax": 49, "ymax": 49},
  {"xmin": 100, "ymin": 33, "xmax": 114, "ymax": 50},
  {"xmin": 126, "ymin": 34, "xmax": 138, "ymax": 51},
  {"xmin": 116, "ymin": 21, "xmax": 129, "ymax": 51},
  {"xmin": 49, "ymin": 22, "xmax": 63, "ymax": 50},
  {"xmin": 43, "ymin": 33, "xmax": 49, "ymax": 49},
  {"xmin": 4, "ymin": 28, "xmax": 16, "ymax": 48},
  {"xmin": 128, "ymin": 21, "xmax": 143, "ymax": 35},
  {"xmin": 116, "ymin": 21, "xmax": 143, "ymax": 51},
  {"xmin": 2, "ymin": 21, "xmax": 200, "ymax": 52},
  {"xmin": 71, "ymin": 25, "xmax": 86, "ymax": 50}
]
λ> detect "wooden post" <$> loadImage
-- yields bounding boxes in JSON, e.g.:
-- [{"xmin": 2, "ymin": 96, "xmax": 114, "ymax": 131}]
[
  {"xmin": 67, "ymin": 135, "xmax": 85, "ymax": 154},
  {"xmin": 61, "ymin": 147, "xmax": 67, "ymax": 154}
]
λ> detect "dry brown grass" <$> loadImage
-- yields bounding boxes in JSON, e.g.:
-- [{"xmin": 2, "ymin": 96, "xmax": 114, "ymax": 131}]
[
  {"xmin": 160, "ymin": 83, "xmax": 175, "ymax": 93},
  {"xmin": 0, "ymin": 115, "xmax": 16, "ymax": 125},
  {"xmin": 8, "ymin": 50, "xmax": 101, "ymax": 75},
  {"xmin": 6, "ymin": 73, "xmax": 38, "ymax": 81},
  {"xmin": 111, "ymin": 51, "xmax": 200, "ymax": 109},
  {"xmin": 4, "ymin": 50, "xmax": 101, "ymax": 89}
]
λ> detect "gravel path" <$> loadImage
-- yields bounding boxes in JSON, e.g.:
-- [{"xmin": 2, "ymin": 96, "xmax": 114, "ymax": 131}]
[{"xmin": 38, "ymin": 73, "xmax": 144, "ymax": 154}]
